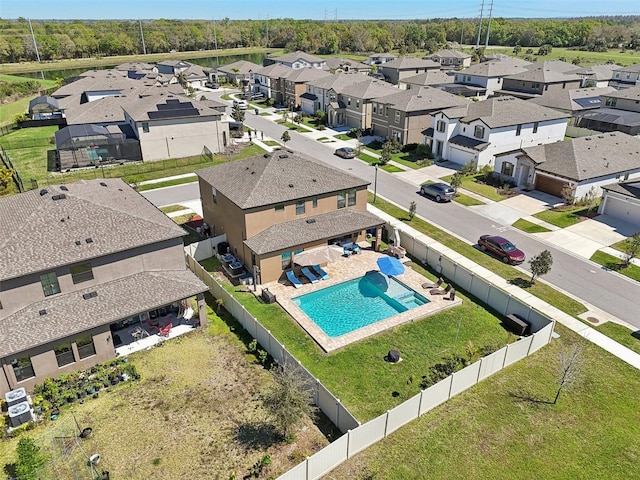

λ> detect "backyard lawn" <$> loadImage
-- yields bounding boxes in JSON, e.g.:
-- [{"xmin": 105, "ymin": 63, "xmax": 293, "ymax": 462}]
[
  {"xmin": 0, "ymin": 302, "xmax": 328, "ymax": 480},
  {"xmin": 328, "ymin": 323, "xmax": 640, "ymax": 479}
]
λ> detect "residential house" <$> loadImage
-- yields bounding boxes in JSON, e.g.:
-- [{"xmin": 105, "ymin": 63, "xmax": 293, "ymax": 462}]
[
  {"xmin": 367, "ymin": 53, "xmax": 397, "ymax": 65},
  {"xmin": 494, "ymin": 132, "xmax": 640, "ymax": 198},
  {"xmin": 573, "ymin": 64, "xmax": 616, "ymax": 88},
  {"xmin": 282, "ymin": 68, "xmax": 332, "ymax": 109},
  {"xmin": 214, "ymin": 60, "xmax": 262, "ymax": 85},
  {"xmin": 427, "ymin": 96, "xmax": 568, "ymax": 168},
  {"xmin": 156, "ymin": 59, "xmax": 208, "ymax": 88},
  {"xmin": 324, "ymin": 57, "xmax": 371, "ymax": 74},
  {"xmin": 265, "ymin": 51, "xmax": 327, "ymax": 70},
  {"xmin": 196, "ymin": 152, "xmax": 384, "ymax": 284},
  {"xmin": 453, "ymin": 58, "xmax": 530, "ymax": 97},
  {"xmin": 528, "ymin": 87, "xmax": 616, "ymax": 116},
  {"xmin": 300, "ymin": 73, "xmax": 371, "ymax": 116},
  {"xmin": 251, "ymin": 63, "xmax": 292, "ymax": 103},
  {"xmin": 371, "ymin": 86, "xmax": 469, "ymax": 145},
  {"xmin": 599, "ymin": 180, "xmax": 640, "ymax": 228},
  {"xmin": 497, "ymin": 66, "xmax": 582, "ymax": 99},
  {"xmin": 398, "ymin": 70, "xmax": 455, "ymax": 90},
  {"xmin": 0, "ymin": 178, "xmax": 208, "ymax": 396},
  {"xmin": 426, "ymin": 50, "xmax": 472, "ymax": 69},
  {"xmin": 377, "ymin": 57, "xmax": 441, "ymax": 85},
  {"xmin": 325, "ymin": 78, "xmax": 398, "ymax": 130},
  {"xmin": 610, "ymin": 64, "xmax": 640, "ymax": 89},
  {"xmin": 575, "ymin": 86, "xmax": 640, "ymax": 136}
]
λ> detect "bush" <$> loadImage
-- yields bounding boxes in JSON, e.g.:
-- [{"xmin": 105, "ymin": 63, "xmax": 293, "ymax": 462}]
[
  {"xmin": 402, "ymin": 143, "xmax": 418, "ymax": 153},
  {"xmin": 415, "ymin": 143, "xmax": 433, "ymax": 159},
  {"xmin": 383, "ymin": 138, "xmax": 403, "ymax": 154}
]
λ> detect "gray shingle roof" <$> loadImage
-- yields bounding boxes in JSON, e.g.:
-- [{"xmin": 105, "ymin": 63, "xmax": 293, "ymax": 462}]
[
  {"xmin": 283, "ymin": 68, "xmax": 332, "ymax": 83},
  {"xmin": 523, "ymin": 132, "xmax": 640, "ymax": 181},
  {"xmin": 573, "ymin": 64, "xmax": 616, "ymax": 81},
  {"xmin": 253, "ymin": 63, "xmax": 292, "ymax": 77},
  {"xmin": 0, "ymin": 178, "xmax": 187, "ymax": 281},
  {"xmin": 603, "ymin": 85, "xmax": 640, "ymax": 100},
  {"xmin": 122, "ymin": 92, "xmax": 223, "ymax": 122},
  {"xmin": 0, "ymin": 270, "xmax": 207, "ymax": 358},
  {"xmin": 528, "ymin": 87, "xmax": 616, "ymax": 112},
  {"xmin": 525, "ymin": 60, "xmax": 583, "ymax": 74},
  {"xmin": 244, "ymin": 209, "xmax": 383, "ymax": 255},
  {"xmin": 271, "ymin": 50, "xmax": 325, "ymax": 64},
  {"xmin": 400, "ymin": 70, "xmax": 455, "ymax": 86},
  {"xmin": 460, "ymin": 60, "xmax": 529, "ymax": 78},
  {"xmin": 505, "ymin": 67, "xmax": 582, "ymax": 84},
  {"xmin": 613, "ymin": 63, "xmax": 640, "ymax": 73},
  {"xmin": 441, "ymin": 96, "xmax": 569, "ymax": 128},
  {"xmin": 601, "ymin": 180, "xmax": 640, "ymax": 198},
  {"xmin": 428, "ymin": 49, "xmax": 472, "ymax": 60},
  {"xmin": 306, "ymin": 72, "xmax": 370, "ymax": 91},
  {"xmin": 216, "ymin": 60, "xmax": 262, "ymax": 75},
  {"xmin": 380, "ymin": 56, "xmax": 440, "ymax": 70},
  {"xmin": 373, "ymin": 86, "xmax": 468, "ymax": 113},
  {"xmin": 339, "ymin": 78, "xmax": 398, "ymax": 99},
  {"xmin": 196, "ymin": 152, "xmax": 369, "ymax": 210}
]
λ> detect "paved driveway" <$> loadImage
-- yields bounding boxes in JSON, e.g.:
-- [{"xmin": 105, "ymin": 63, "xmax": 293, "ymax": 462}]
[{"xmin": 499, "ymin": 190, "xmax": 564, "ymax": 215}]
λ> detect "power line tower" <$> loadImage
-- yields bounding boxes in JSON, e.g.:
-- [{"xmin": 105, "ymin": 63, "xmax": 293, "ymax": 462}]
[
  {"xmin": 334, "ymin": 9, "xmax": 338, "ymax": 21},
  {"xmin": 475, "ymin": 0, "xmax": 485, "ymax": 49},
  {"xmin": 484, "ymin": 0, "xmax": 494, "ymax": 48},
  {"xmin": 139, "ymin": 19, "xmax": 147, "ymax": 55}
]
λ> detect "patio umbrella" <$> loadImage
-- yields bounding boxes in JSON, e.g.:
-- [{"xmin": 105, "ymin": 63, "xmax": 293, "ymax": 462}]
[
  {"xmin": 293, "ymin": 245, "xmax": 344, "ymax": 266},
  {"xmin": 377, "ymin": 256, "xmax": 405, "ymax": 276},
  {"xmin": 359, "ymin": 270, "xmax": 389, "ymax": 297}
]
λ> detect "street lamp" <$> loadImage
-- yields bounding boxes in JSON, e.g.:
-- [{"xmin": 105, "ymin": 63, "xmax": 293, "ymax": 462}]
[{"xmin": 373, "ymin": 164, "xmax": 378, "ymax": 204}]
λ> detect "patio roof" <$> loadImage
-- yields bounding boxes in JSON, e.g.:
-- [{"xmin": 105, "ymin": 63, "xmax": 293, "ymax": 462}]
[{"xmin": 244, "ymin": 209, "xmax": 384, "ymax": 255}]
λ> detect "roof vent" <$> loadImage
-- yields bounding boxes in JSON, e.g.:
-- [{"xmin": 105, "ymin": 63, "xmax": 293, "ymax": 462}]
[
  {"xmin": 263, "ymin": 153, "xmax": 271, "ymax": 158},
  {"xmin": 85, "ymin": 237, "xmax": 93, "ymax": 244},
  {"xmin": 39, "ymin": 309, "xmax": 47, "ymax": 316},
  {"xmin": 82, "ymin": 291, "xmax": 98, "ymax": 300},
  {"xmin": 312, "ymin": 178, "xmax": 317, "ymax": 182},
  {"xmin": 51, "ymin": 194, "xmax": 66, "ymax": 201},
  {"xmin": 279, "ymin": 154, "xmax": 289, "ymax": 159},
  {"xmin": 39, "ymin": 189, "xmax": 48, "ymax": 196},
  {"xmin": 60, "ymin": 185, "xmax": 68, "ymax": 191},
  {"xmin": 100, "ymin": 182, "xmax": 107, "ymax": 187},
  {"xmin": 306, "ymin": 219, "xmax": 316, "ymax": 224},
  {"xmin": 288, "ymin": 183, "xmax": 294, "ymax": 188},
  {"xmin": 75, "ymin": 240, "xmax": 81, "ymax": 245}
]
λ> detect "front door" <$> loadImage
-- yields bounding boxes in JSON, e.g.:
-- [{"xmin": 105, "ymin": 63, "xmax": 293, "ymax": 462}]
[{"xmin": 518, "ymin": 164, "xmax": 530, "ymax": 188}]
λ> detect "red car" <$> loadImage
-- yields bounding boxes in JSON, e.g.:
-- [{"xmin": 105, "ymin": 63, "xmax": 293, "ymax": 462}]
[{"xmin": 478, "ymin": 235, "xmax": 525, "ymax": 264}]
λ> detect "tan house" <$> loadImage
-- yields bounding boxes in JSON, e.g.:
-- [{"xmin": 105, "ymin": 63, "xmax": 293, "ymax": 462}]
[
  {"xmin": 426, "ymin": 50, "xmax": 472, "ymax": 69},
  {"xmin": 214, "ymin": 60, "xmax": 262, "ymax": 85},
  {"xmin": 377, "ymin": 57, "xmax": 441, "ymax": 85},
  {"xmin": 371, "ymin": 86, "xmax": 469, "ymax": 145},
  {"xmin": 282, "ymin": 68, "xmax": 332, "ymax": 109},
  {"xmin": 196, "ymin": 152, "xmax": 384, "ymax": 284},
  {"xmin": 497, "ymin": 65, "xmax": 582, "ymax": 99},
  {"xmin": 326, "ymin": 78, "xmax": 398, "ymax": 130},
  {"xmin": 0, "ymin": 179, "xmax": 208, "ymax": 395}
]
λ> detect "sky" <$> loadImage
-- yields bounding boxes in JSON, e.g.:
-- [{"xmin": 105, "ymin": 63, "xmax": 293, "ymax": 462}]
[{"xmin": 2, "ymin": 0, "xmax": 639, "ymax": 21}]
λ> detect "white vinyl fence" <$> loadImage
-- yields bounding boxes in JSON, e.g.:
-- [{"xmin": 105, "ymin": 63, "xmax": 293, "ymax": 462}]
[{"xmin": 184, "ymin": 234, "xmax": 227, "ymax": 261}]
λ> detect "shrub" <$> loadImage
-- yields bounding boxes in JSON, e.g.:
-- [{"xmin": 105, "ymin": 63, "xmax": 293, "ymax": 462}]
[
  {"xmin": 383, "ymin": 138, "xmax": 403, "ymax": 154},
  {"xmin": 415, "ymin": 143, "xmax": 433, "ymax": 159},
  {"xmin": 402, "ymin": 143, "xmax": 418, "ymax": 153}
]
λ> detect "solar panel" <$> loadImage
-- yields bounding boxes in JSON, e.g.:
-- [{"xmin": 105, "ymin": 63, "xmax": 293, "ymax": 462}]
[
  {"xmin": 148, "ymin": 108, "xmax": 200, "ymax": 119},
  {"xmin": 574, "ymin": 97, "xmax": 602, "ymax": 108}
]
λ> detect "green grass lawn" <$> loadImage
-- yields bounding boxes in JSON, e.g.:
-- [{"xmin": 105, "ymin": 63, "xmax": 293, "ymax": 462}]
[
  {"xmin": 275, "ymin": 119, "xmax": 311, "ymax": 132},
  {"xmin": 533, "ymin": 205, "xmax": 593, "ymax": 228},
  {"xmin": 483, "ymin": 46, "xmax": 640, "ymax": 66},
  {"xmin": 0, "ymin": 96, "xmax": 36, "ymax": 127},
  {"xmin": 590, "ymin": 251, "xmax": 640, "ymax": 282},
  {"xmin": 512, "ymin": 218, "xmax": 552, "ymax": 234},
  {"xmin": 159, "ymin": 204, "xmax": 190, "ymax": 213},
  {"xmin": 333, "ymin": 133, "xmax": 353, "ymax": 141},
  {"xmin": 356, "ymin": 153, "xmax": 403, "ymax": 173},
  {"xmin": 442, "ymin": 174, "xmax": 507, "ymax": 202},
  {"xmin": 329, "ymin": 322, "xmax": 640, "ymax": 479},
  {"xmin": 594, "ymin": 322, "xmax": 640, "ymax": 355},
  {"xmin": 608, "ymin": 238, "xmax": 632, "ymax": 253},
  {"xmin": 136, "ymin": 175, "xmax": 199, "ymax": 191},
  {"xmin": 454, "ymin": 193, "xmax": 485, "ymax": 206},
  {"xmin": 363, "ymin": 145, "xmax": 432, "ymax": 170},
  {"xmin": 200, "ymin": 258, "xmax": 517, "ymax": 421}
]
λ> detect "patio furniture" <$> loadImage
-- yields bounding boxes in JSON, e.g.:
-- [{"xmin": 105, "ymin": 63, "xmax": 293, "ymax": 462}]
[
  {"xmin": 377, "ymin": 256, "xmax": 405, "ymax": 277},
  {"xmin": 285, "ymin": 270, "xmax": 303, "ymax": 289},
  {"xmin": 445, "ymin": 288, "xmax": 456, "ymax": 301},
  {"xmin": 351, "ymin": 243, "xmax": 361, "ymax": 254},
  {"xmin": 430, "ymin": 284, "xmax": 451, "ymax": 296},
  {"xmin": 301, "ymin": 267, "xmax": 319, "ymax": 284},
  {"xmin": 261, "ymin": 288, "xmax": 277, "ymax": 304},
  {"xmin": 343, "ymin": 245, "xmax": 353, "ymax": 256},
  {"xmin": 158, "ymin": 322, "xmax": 172, "ymax": 337},
  {"xmin": 422, "ymin": 277, "xmax": 444, "ymax": 289},
  {"xmin": 312, "ymin": 265, "xmax": 330, "ymax": 280}
]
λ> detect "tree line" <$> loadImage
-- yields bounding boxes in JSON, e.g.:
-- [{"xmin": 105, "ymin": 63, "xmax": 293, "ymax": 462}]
[{"xmin": 0, "ymin": 16, "xmax": 639, "ymax": 63}]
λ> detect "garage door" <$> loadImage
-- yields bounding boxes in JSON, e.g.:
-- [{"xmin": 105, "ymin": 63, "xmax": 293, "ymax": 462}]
[
  {"xmin": 535, "ymin": 174, "xmax": 567, "ymax": 197},
  {"xmin": 603, "ymin": 197, "xmax": 640, "ymax": 228},
  {"xmin": 448, "ymin": 146, "xmax": 475, "ymax": 166}
]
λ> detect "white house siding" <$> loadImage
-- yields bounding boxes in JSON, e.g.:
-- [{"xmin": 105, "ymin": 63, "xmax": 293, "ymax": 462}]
[
  {"xmin": 448, "ymin": 146, "xmax": 476, "ymax": 165},
  {"xmin": 136, "ymin": 116, "xmax": 227, "ymax": 162},
  {"xmin": 573, "ymin": 170, "xmax": 640, "ymax": 199},
  {"xmin": 599, "ymin": 193, "xmax": 640, "ymax": 227}
]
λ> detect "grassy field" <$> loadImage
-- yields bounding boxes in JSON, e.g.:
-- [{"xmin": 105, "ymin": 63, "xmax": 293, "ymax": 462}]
[
  {"xmin": 0, "ymin": 305, "xmax": 328, "ymax": 480},
  {"xmin": 590, "ymin": 251, "xmax": 640, "ymax": 282},
  {"xmin": 329, "ymin": 322, "xmax": 640, "ymax": 479},
  {"xmin": 533, "ymin": 205, "xmax": 593, "ymax": 228},
  {"xmin": 200, "ymin": 258, "xmax": 517, "ymax": 422},
  {"xmin": 512, "ymin": 218, "xmax": 552, "ymax": 234},
  {"xmin": 480, "ymin": 46, "xmax": 640, "ymax": 66}
]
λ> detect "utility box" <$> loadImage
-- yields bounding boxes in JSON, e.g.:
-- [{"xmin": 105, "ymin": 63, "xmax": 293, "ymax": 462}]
[
  {"xmin": 8, "ymin": 401, "xmax": 33, "ymax": 428},
  {"xmin": 504, "ymin": 313, "xmax": 531, "ymax": 336},
  {"xmin": 5, "ymin": 387, "xmax": 27, "ymax": 407}
]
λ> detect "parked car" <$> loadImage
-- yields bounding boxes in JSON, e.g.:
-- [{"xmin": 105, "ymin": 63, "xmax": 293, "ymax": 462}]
[
  {"xmin": 205, "ymin": 81, "xmax": 219, "ymax": 89},
  {"xmin": 477, "ymin": 235, "xmax": 526, "ymax": 264},
  {"xmin": 233, "ymin": 99, "xmax": 248, "ymax": 110},
  {"xmin": 420, "ymin": 182, "xmax": 455, "ymax": 202},
  {"xmin": 334, "ymin": 147, "xmax": 356, "ymax": 159}
]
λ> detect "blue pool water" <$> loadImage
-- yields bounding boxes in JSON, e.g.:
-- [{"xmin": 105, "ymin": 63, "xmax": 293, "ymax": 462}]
[{"xmin": 292, "ymin": 272, "xmax": 430, "ymax": 338}]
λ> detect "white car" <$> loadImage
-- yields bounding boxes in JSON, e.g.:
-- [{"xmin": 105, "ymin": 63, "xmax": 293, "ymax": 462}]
[{"xmin": 233, "ymin": 99, "xmax": 248, "ymax": 110}]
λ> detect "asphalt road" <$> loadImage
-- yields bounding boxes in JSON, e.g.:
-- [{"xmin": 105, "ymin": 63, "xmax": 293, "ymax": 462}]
[{"xmin": 142, "ymin": 97, "xmax": 640, "ymax": 329}]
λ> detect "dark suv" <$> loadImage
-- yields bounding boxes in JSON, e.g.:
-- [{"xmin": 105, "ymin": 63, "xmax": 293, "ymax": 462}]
[{"xmin": 420, "ymin": 182, "xmax": 455, "ymax": 202}]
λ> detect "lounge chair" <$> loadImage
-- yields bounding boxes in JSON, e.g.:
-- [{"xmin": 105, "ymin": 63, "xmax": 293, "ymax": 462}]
[
  {"xmin": 312, "ymin": 265, "xmax": 330, "ymax": 280},
  {"xmin": 351, "ymin": 243, "xmax": 361, "ymax": 254},
  {"xmin": 301, "ymin": 267, "xmax": 319, "ymax": 284},
  {"xmin": 445, "ymin": 288, "xmax": 456, "ymax": 301},
  {"xmin": 430, "ymin": 284, "xmax": 451, "ymax": 296},
  {"xmin": 343, "ymin": 245, "xmax": 352, "ymax": 256},
  {"xmin": 286, "ymin": 270, "xmax": 303, "ymax": 289},
  {"xmin": 422, "ymin": 277, "xmax": 443, "ymax": 290},
  {"xmin": 158, "ymin": 322, "xmax": 172, "ymax": 337}
]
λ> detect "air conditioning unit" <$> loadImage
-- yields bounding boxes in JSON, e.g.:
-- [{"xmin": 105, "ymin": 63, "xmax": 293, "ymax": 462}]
[
  {"xmin": 8, "ymin": 401, "xmax": 33, "ymax": 428},
  {"xmin": 5, "ymin": 387, "xmax": 27, "ymax": 407}
]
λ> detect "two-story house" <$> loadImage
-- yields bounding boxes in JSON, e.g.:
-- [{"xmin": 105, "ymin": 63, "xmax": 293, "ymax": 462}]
[
  {"xmin": 453, "ymin": 58, "xmax": 530, "ymax": 97},
  {"xmin": 196, "ymin": 152, "xmax": 384, "ymax": 284},
  {"xmin": 497, "ymin": 65, "xmax": 582, "ymax": 99},
  {"xmin": 156, "ymin": 59, "xmax": 208, "ymax": 88},
  {"xmin": 426, "ymin": 50, "xmax": 472, "ymax": 69},
  {"xmin": 251, "ymin": 63, "xmax": 292, "ymax": 103},
  {"xmin": 427, "ymin": 95, "xmax": 568, "ymax": 168},
  {"xmin": 398, "ymin": 70, "xmax": 455, "ymax": 91},
  {"xmin": 264, "ymin": 51, "xmax": 327, "ymax": 70},
  {"xmin": 282, "ymin": 68, "xmax": 332, "ymax": 109},
  {"xmin": 573, "ymin": 64, "xmax": 616, "ymax": 88},
  {"xmin": 575, "ymin": 85, "xmax": 640, "ymax": 136},
  {"xmin": 323, "ymin": 57, "xmax": 371, "ymax": 74},
  {"xmin": 377, "ymin": 57, "xmax": 441, "ymax": 85},
  {"xmin": 610, "ymin": 64, "xmax": 640, "ymax": 89},
  {"xmin": 367, "ymin": 53, "xmax": 397, "ymax": 65},
  {"xmin": 0, "ymin": 179, "xmax": 208, "ymax": 395},
  {"xmin": 371, "ymin": 86, "xmax": 469, "ymax": 145},
  {"xmin": 214, "ymin": 60, "xmax": 262, "ymax": 85},
  {"xmin": 300, "ymin": 73, "xmax": 371, "ymax": 116}
]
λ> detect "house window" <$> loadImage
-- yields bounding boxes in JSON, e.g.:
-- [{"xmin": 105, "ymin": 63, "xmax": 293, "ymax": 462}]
[
  {"xmin": 385, "ymin": 106, "xmax": 389, "ymax": 117},
  {"xmin": 436, "ymin": 120, "xmax": 446, "ymax": 133},
  {"xmin": 347, "ymin": 189, "xmax": 357, "ymax": 207},
  {"xmin": 347, "ymin": 97, "xmax": 351, "ymax": 106},
  {"xmin": 373, "ymin": 105, "xmax": 377, "ymax": 114},
  {"xmin": 474, "ymin": 125, "xmax": 485, "ymax": 139},
  {"xmin": 11, "ymin": 356, "xmax": 35, "ymax": 382},
  {"xmin": 70, "ymin": 263, "xmax": 93, "ymax": 284},
  {"xmin": 142, "ymin": 122, "xmax": 149, "ymax": 133},
  {"xmin": 40, "ymin": 272, "xmax": 60, "ymax": 297},
  {"xmin": 275, "ymin": 204, "xmax": 284, "ymax": 212},
  {"xmin": 533, "ymin": 122, "xmax": 539, "ymax": 134},
  {"xmin": 395, "ymin": 111, "xmax": 400, "ymax": 124},
  {"xmin": 501, "ymin": 162, "xmax": 514, "ymax": 177},
  {"xmin": 605, "ymin": 97, "xmax": 617, "ymax": 107},
  {"xmin": 337, "ymin": 192, "xmax": 346, "ymax": 209},
  {"xmin": 211, "ymin": 186, "xmax": 217, "ymax": 204},
  {"xmin": 281, "ymin": 251, "xmax": 292, "ymax": 270},
  {"xmin": 455, "ymin": 75, "xmax": 459, "ymax": 82},
  {"xmin": 296, "ymin": 200, "xmax": 305, "ymax": 215},
  {"xmin": 76, "ymin": 335, "xmax": 96, "ymax": 359},
  {"xmin": 533, "ymin": 83, "xmax": 540, "ymax": 89},
  {"xmin": 515, "ymin": 124, "xmax": 522, "ymax": 136},
  {"xmin": 312, "ymin": 196, "xmax": 318, "ymax": 208},
  {"xmin": 55, "ymin": 342, "xmax": 75, "ymax": 367}
]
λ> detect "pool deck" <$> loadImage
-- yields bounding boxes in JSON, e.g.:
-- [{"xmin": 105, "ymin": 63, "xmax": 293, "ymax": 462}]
[{"xmin": 261, "ymin": 245, "xmax": 462, "ymax": 352}]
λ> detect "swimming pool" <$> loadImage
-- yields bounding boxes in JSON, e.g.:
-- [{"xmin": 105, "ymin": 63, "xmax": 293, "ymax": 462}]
[{"xmin": 292, "ymin": 271, "xmax": 429, "ymax": 338}]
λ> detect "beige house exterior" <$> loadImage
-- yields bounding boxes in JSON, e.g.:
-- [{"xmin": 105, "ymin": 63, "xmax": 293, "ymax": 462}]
[
  {"xmin": 197, "ymin": 152, "xmax": 384, "ymax": 284},
  {"xmin": 0, "ymin": 179, "xmax": 208, "ymax": 395},
  {"xmin": 377, "ymin": 57, "xmax": 441, "ymax": 85}
]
